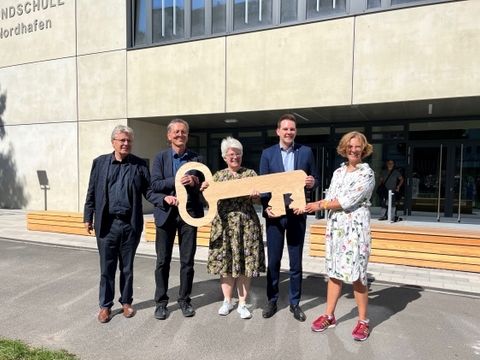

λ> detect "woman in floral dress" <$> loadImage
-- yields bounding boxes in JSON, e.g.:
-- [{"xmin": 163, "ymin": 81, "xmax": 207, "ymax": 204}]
[
  {"xmin": 201, "ymin": 137, "xmax": 265, "ymax": 319},
  {"xmin": 305, "ymin": 131, "xmax": 375, "ymax": 341}
]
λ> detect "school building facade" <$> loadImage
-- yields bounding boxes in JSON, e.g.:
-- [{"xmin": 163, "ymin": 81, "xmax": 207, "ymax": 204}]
[{"xmin": 0, "ymin": 0, "xmax": 479, "ymax": 223}]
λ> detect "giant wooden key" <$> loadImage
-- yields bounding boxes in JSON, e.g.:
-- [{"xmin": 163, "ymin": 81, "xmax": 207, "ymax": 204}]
[{"xmin": 175, "ymin": 162, "xmax": 307, "ymax": 227}]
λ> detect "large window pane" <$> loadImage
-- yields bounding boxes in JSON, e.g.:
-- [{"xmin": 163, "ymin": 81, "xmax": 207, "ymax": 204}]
[
  {"xmin": 134, "ymin": 0, "xmax": 147, "ymax": 45},
  {"xmin": 367, "ymin": 0, "xmax": 381, "ymax": 9},
  {"xmin": 281, "ymin": 0, "xmax": 297, "ymax": 23},
  {"xmin": 212, "ymin": 0, "xmax": 227, "ymax": 34},
  {"xmin": 234, "ymin": 0, "xmax": 272, "ymax": 31},
  {"xmin": 152, "ymin": 0, "xmax": 185, "ymax": 42},
  {"xmin": 192, "ymin": 0, "xmax": 205, "ymax": 37},
  {"xmin": 306, "ymin": 0, "xmax": 346, "ymax": 19}
]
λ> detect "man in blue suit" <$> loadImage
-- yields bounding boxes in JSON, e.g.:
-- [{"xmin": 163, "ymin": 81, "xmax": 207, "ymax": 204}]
[
  {"xmin": 84, "ymin": 125, "xmax": 161, "ymax": 323},
  {"xmin": 151, "ymin": 118, "xmax": 204, "ymax": 320},
  {"xmin": 260, "ymin": 114, "xmax": 319, "ymax": 322}
]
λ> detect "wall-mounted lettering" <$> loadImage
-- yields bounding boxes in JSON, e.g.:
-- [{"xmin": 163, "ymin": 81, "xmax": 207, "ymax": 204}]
[
  {"xmin": 0, "ymin": 0, "xmax": 65, "ymax": 40},
  {"xmin": 1, "ymin": 0, "xmax": 65, "ymax": 20}
]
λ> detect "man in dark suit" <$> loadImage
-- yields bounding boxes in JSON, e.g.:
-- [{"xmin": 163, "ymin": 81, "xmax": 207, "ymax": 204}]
[
  {"xmin": 151, "ymin": 118, "xmax": 204, "ymax": 320},
  {"xmin": 84, "ymin": 125, "xmax": 161, "ymax": 324},
  {"xmin": 260, "ymin": 113, "xmax": 319, "ymax": 322}
]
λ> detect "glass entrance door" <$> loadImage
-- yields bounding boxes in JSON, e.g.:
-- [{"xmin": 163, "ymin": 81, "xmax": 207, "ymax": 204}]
[
  {"xmin": 407, "ymin": 144, "xmax": 446, "ymax": 218},
  {"xmin": 453, "ymin": 144, "xmax": 480, "ymax": 221},
  {"xmin": 407, "ymin": 142, "xmax": 479, "ymax": 220}
]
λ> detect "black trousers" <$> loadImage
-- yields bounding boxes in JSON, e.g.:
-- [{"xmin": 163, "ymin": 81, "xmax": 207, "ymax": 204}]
[
  {"xmin": 265, "ymin": 210, "xmax": 306, "ymax": 306},
  {"xmin": 154, "ymin": 209, "xmax": 197, "ymax": 305},
  {"xmin": 381, "ymin": 192, "xmax": 398, "ymax": 218},
  {"xmin": 97, "ymin": 217, "xmax": 139, "ymax": 309}
]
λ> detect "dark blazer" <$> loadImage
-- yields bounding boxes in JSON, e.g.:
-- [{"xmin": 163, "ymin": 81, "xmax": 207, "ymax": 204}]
[
  {"xmin": 151, "ymin": 148, "xmax": 204, "ymax": 227},
  {"xmin": 259, "ymin": 143, "xmax": 319, "ymax": 214},
  {"xmin": 83, "ymin": 153, "xmax": 160, "ymax": 238}
]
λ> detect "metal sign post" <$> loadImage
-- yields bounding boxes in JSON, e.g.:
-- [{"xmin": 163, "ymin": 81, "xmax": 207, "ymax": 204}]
[{"xmin": 36, "ymin": 170, "xmax": 49, "ymax": 211}]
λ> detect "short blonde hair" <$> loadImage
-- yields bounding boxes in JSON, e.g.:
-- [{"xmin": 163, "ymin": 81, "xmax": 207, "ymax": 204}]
[
  {"xmin": 336, "ymin": 131, "xmax": 373, "ymax": 159},
  {"xmin": 221, "ymin": 136, "xmax": 243, "ymax": 158}
]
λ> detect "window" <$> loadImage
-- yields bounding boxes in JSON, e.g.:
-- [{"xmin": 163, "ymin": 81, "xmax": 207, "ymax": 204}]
[
  {"xmin": 367, "ymin": 0, "xmax": 381, "ymax": 9},
  {"xmin": 392, "ymin": 0, "xmax": 424, "ymax": 5},
  {"xmin": 134, "ymin": 0, "xmax": 147, "ymax": 46},
  {"xmin": 212, "ymin": 0, "xmax": 227, "ymax": 33},
  {"xmin": 152, "ymin": 0, "xmax": 185, "ymax": 42},
  {"xmin": 192, "ymin": 0, "xmax": 206, "ymax": 37},
  {"xmin": 234, "ymin": 0, "xmax": 272, "ymax": 31},
  {"xmin": 306, "ymin": 0, "xmax": 346, "ymax": 19},
  {"xmin": 281, "ymin": 0, "xmax": 297, "ymax": 23},
  {"xmin": 129, "ymin": 0, "xmax": 450, "ymax": 47}
]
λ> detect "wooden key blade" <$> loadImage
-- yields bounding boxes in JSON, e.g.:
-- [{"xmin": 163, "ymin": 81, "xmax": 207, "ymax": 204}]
[
  {"xmin": 286, "ymin": 170, "xmax": 309, "ymax": 211},
  {"xmin": 175, "ymin": 162, "xmax": 308, "ymax": 226}
]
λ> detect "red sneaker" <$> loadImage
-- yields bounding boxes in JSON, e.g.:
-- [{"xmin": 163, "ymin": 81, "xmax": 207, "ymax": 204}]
[
  {"xmin": 311, "ymin": 314, "xmax": 337, "ymax": 332},
  {"xmin": 352, "ymin": 320, "xmax": 370, "ymax": 341}
]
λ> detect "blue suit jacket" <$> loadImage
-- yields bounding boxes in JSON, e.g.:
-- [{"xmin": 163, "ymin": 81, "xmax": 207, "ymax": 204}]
[
  {"xmin": 151, "ymin": 148, "xmax": 204, "ymax": 227},
  {"xmin": 259, "ymin": 143, "xmax": 319, "ymax": 215},
  {"xmin": 83, "ymin": 153, "xmax": 160, "ymax": 238}
]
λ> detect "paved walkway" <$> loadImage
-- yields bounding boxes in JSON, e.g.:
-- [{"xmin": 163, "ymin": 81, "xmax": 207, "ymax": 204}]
[
  {"xmin": 2, "ymin": 237, "xmax": 479, "ymax": 360},
  {"xmin": 2, "ymin": 209, "xmax": 479, "ymax": 294}
]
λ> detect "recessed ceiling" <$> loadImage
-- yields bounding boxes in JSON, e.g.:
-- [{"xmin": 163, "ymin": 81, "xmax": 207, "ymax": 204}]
[{"xmin": 133, "ymin": 96, "xmax": 480, "ymax": 130}]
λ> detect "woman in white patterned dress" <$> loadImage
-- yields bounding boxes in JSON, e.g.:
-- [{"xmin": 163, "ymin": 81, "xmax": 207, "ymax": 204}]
[{"xmin": 305, "ymin": 131, "xmax": 375, "ymax": 341}]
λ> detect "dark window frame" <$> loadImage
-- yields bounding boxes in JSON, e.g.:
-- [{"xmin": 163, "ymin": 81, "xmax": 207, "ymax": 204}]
[{"xmin": 127, "ymin": 0, "xmax": 455, "ymax": 48}]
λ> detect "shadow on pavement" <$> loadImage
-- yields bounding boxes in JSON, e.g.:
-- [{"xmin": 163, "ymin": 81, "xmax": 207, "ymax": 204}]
[{"xmin": 340, "ymin": 284, "xmax": 423, "ymax": 329}]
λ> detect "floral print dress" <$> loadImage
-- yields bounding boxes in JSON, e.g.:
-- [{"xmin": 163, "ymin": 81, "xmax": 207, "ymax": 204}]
[
  {"xmin": 207, "ymin": 167, "xmax": 266, "ymax": 278},
  {"xmin": 324, "ymin": 162, "xmax": 375, "ymax": 285}
]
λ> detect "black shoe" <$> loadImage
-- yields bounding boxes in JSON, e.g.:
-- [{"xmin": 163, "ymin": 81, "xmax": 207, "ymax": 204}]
[
  {"xmin": 290, "ymin": 305, "xmax": 306, "ymax": 322},
  {"xmin": 378, "ymin": 216, "xmax": 387, "ymax": 221},
  {"xmin": 179, "ymin": 302, "xmax": 195, "ymax": 317},
  {"xmin": 262, "ymin": 301, "xmax": 277, "ymax": 319},
  {"xmin": 154, "ymin": 304, "xmax": 168, "ymax": 320}
]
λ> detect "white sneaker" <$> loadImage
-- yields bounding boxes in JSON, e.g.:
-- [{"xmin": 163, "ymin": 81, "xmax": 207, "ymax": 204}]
[
  {"xmin": 237, "ymin": 304, "xmax": 252, "ymax": 319},
  {"xmin": 218, "ymin": 300, "xmax": 234, "ymax": 316}
]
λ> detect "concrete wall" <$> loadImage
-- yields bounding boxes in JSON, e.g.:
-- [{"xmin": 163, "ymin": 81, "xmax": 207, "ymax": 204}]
[
  {"xmin": 0, "ymin": 58, "xmax": 77, "ymax": 125},
  {"xmin": 77, "ymin": 51, "xmax": 127, "ymax": 121},
  {"xmin": 76, "ymin": 0, "xmax": 126, "ymax": 55},
  {"xmin": 226, "ymin": 18, "xmax": 354, "ymax": 111},
  {"xmin": 353, "ymin": 0, "xmax": 480, "ymax": 104},
  {"xmin": 0, "ymin": 121, "xmax": 78, "ymax": 210},
  {"xmin": 0, "ymin": 0, "xmax": 75, "ymax": 68},
  {"xmin": 127, "ymin": 38, "xmax": 227, "ymax": 118},
  {"xmin": 0, "ymin": 0, "xmax": 77, "ymax": 210},
  {"xmin": 0, "ymin": 0, "xmax": 131, "ymax": 210}
]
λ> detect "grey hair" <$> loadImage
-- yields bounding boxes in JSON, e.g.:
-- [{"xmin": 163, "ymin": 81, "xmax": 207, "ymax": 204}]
[
  {"xmin": 167, "ymin": 118, "xmax": 189, "ymax": 133},
  {"xmin": 221, "ymin": 136, "xmax": 243, "ymax": 158},
  {"xmin": 111, "ymin": 125, "xmax": 134, "ymax": 141}
]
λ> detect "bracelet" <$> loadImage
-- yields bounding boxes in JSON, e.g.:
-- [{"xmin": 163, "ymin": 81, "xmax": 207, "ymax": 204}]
[{"xmin": 323, "ymin": 201, "xmax": 328, "ymax": 210}]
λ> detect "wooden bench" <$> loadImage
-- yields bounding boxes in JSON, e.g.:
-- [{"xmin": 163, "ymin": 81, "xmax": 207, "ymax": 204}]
[
  {"xmin": 145, "ymin": 220, "xmax": 211, "ymax": 246},
  {"xmin": 310, "ymin": 220, "xmax": 480, "ymax": 273},
  {"xmin": 27, "ymin": 211, "xmax": 212, "ymax": 246},
  {"xmin": 27, "ymin": 211, "xmax": 94, "ymax": 236}
]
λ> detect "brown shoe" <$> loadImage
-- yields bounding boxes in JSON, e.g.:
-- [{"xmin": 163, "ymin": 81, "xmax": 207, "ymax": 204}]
[
  {"xmin": 98, "ymin": 308, "xmax": 111, "ymax": 323},
  {"xmin": 122, "ymin": 304, "xmax": 136, "ymax": 318}
]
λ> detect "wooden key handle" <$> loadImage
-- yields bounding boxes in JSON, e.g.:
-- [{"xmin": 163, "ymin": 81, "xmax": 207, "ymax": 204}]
[{"xmin": 175, "ymin": 161, "xmax": 216, "ymax": 227}]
